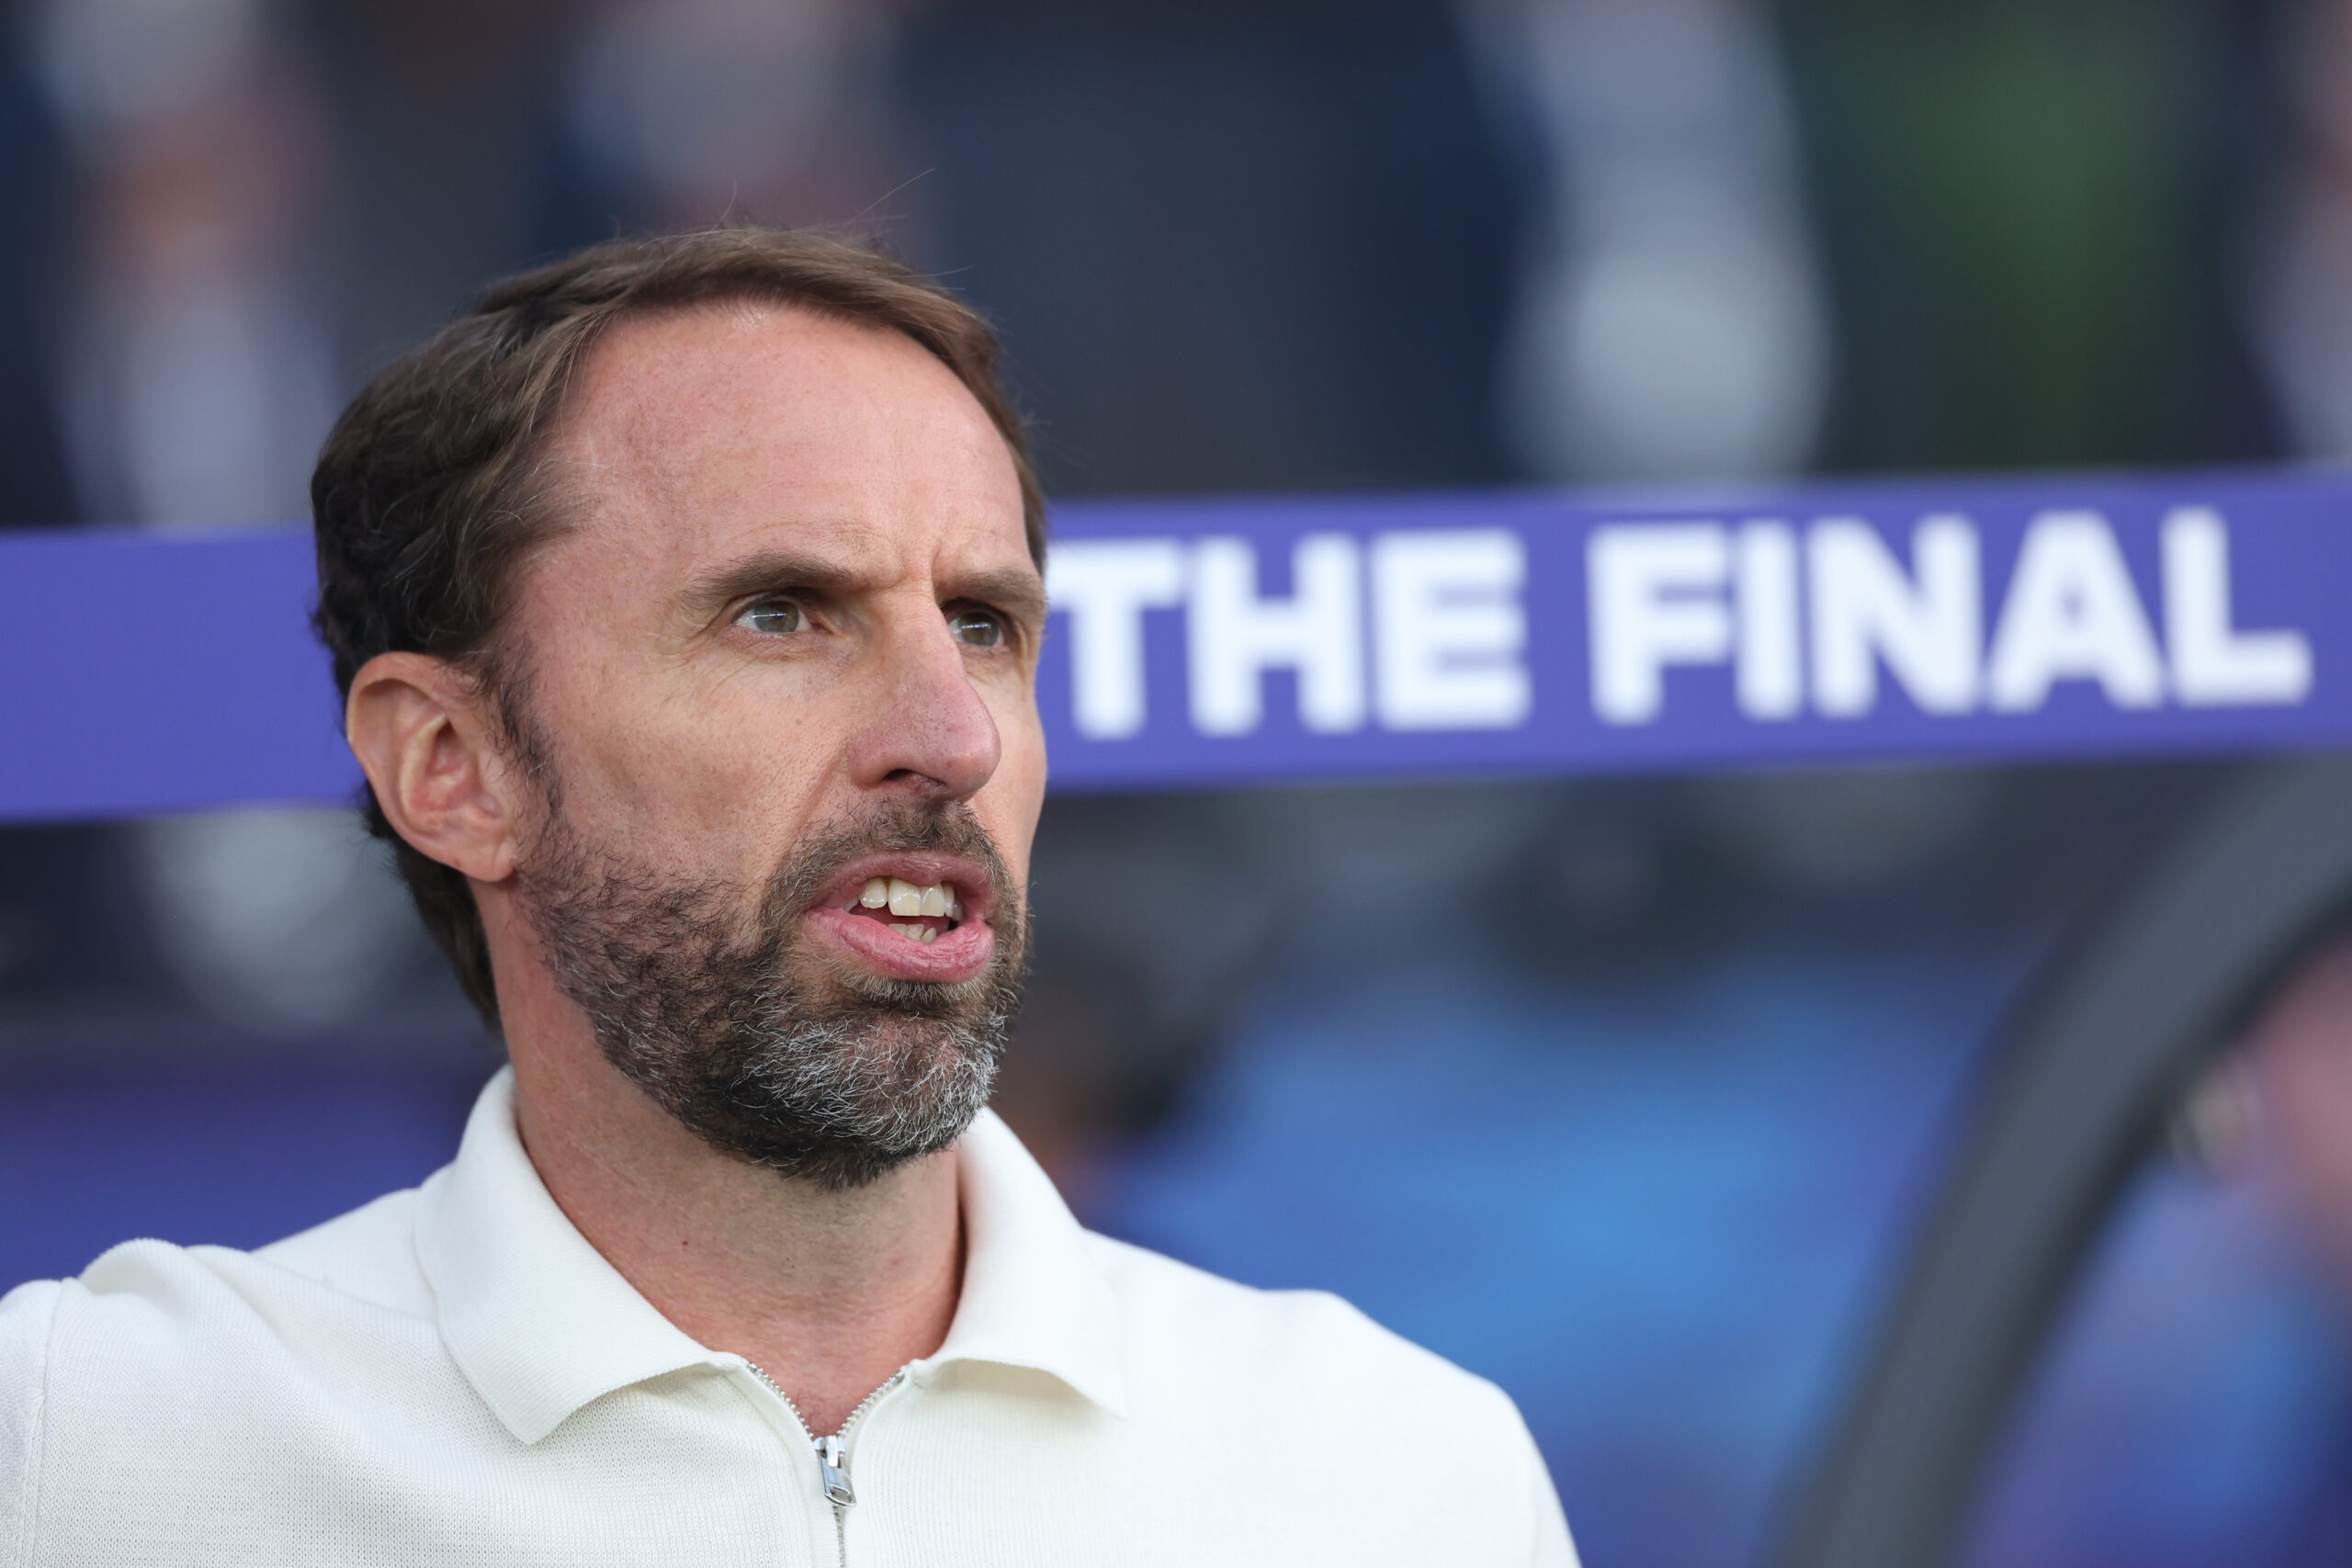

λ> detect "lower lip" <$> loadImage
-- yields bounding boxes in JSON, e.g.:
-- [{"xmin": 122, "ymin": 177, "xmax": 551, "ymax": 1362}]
[{"xmin": 805, "ymin": 907, "xmax": 996, "ymax": 984}]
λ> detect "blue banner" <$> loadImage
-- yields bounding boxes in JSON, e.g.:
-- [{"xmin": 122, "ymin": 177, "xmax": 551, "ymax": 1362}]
[{"xmin": 4, "ymin": 468, "xmax": 2349, "ymax": 820}]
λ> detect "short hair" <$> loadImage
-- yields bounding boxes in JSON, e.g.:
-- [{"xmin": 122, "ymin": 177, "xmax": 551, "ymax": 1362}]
[{"xmin": 311, "ymin": 225, "xmax": 1043, "ymax": 1031}]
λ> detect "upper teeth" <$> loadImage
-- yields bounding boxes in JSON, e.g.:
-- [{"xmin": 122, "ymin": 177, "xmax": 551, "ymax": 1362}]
[{"xmin": 857, "ymin": 877, "xmax": 963, "ymax": 921}]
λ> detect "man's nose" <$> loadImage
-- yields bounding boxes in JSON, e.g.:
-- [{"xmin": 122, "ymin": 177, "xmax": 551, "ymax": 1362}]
[{"xmin": 846, "ymin": 606, "xmax": 1002, "ymax": 800}]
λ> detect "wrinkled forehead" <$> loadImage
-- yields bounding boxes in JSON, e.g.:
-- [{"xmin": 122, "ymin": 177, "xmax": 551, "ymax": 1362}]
[{"xmin": 526, "ymin": 302, "xmax": 1033, "ymax": 600}]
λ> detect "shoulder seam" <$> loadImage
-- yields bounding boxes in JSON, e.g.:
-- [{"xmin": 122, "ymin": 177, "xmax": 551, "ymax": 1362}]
[{"xmin": 6, "ymin": 1286, "xmax": 60, "ymax": 1568}]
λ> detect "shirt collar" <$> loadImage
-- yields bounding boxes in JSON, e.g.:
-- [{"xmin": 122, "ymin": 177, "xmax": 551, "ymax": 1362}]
[
  {"xmin": 414, "ymin": 1067, "xmax": 1126, "ymax": 1445},
  {"xmin": 920, "ymin": 1106, "xmax": 1127, "ymax": 1417}
]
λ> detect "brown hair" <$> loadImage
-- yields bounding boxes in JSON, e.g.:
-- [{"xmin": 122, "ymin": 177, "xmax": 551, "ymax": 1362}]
[{"xmin": 311, "ymin": 225, "xmax": 1043, "ymax": 1031}]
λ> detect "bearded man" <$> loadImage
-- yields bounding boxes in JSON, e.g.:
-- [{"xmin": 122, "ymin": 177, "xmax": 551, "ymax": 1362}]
[{"xmin": 0, "ymin": 228, "xmax": 1577, "ymax": 1566}]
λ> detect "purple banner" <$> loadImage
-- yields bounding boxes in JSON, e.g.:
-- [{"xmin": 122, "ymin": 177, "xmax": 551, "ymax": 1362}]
[
  {"xmin": 1041, "ymin": 469, "xmax": 2352, "ymax": 790},
  {"xmin": 4, "ymin": 468, "xmax": 2349, "ymax": 820},
  {"xmin": 0, "ymin": 528, "xmax": 353, "ymax": 821}
]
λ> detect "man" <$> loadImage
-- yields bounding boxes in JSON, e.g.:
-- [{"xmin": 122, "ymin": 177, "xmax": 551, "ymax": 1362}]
[{"xmin": 0, "ymin": 227, "xmax": 1577, "ymax": 1565}]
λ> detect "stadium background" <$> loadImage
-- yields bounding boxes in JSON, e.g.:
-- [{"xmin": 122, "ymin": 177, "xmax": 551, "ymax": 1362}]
[{"xmin": 4, "ymin": 3, "xmax": 2351, "ymax": 1565}]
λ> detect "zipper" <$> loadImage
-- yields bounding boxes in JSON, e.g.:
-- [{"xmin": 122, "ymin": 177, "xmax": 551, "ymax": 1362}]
[
  {"xmin": 743, "ymin": 1361, "xmax": 906, "ymax": 1567},
  {"xmin": 814, "ymin": 1434, "xmax": 854, "ymax": 1507}
]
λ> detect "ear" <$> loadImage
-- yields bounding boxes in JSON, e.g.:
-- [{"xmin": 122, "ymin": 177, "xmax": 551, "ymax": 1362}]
[{"xmin": 345, "ymin": 652, "xmax": 526, "ymax": 885}]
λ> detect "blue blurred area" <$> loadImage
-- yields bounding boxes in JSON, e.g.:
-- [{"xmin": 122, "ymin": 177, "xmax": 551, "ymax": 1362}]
[
  {"xmin": 1957, "ymin": 919, "xmax": 2352, "ymax": 1568},
  {"xmin": 1962, "ymin": 1160, "xmax": 2352, "ymax": 1568},
  {"xmin": 1101, "ymin": 935, "xmax": 2023, "ymax": 1568},
  {"xmin": 0, "ymin": 1059, "xmax": 486, "ymax": 1285}
]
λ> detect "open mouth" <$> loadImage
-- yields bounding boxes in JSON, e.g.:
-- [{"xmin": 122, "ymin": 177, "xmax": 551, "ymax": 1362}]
[
  {"xmin": 804, "ymin": 852, "xmax": 1000, "ymax": 985},
  {"xmin": 840, "ymin": 876, "xmax": 967, "ymax": 946}
]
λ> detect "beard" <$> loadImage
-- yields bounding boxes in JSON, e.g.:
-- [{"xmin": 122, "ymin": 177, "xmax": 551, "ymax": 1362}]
[{"xmin": 512, "ymin": 793, "xmax": 1027, "ymax": 1190}]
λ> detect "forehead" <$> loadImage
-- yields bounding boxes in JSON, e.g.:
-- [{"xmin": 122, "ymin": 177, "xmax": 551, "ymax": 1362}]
[{"xmin": 537, "ymin": 301, "xmax": 1030, "ymax": 589}]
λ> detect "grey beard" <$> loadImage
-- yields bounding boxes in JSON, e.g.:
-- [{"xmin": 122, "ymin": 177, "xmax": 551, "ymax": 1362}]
[{"xmin": 514, "ymin": 797, "xmax": 1026, "ymax": 1190}]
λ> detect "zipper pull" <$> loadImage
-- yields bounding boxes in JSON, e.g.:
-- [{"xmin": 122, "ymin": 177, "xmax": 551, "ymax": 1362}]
[{"xmin": 815, "ymin": 1435, "xmax": 855, "ymax": 1507}]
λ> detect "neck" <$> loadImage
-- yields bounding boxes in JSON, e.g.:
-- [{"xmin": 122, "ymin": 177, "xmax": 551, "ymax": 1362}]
[{"xmin": 501, "ymin": 989, "xmax": 964, "ymax": 1437}]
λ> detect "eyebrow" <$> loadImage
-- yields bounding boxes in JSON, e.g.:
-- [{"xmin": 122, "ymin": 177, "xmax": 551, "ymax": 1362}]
[{"xmin": 678, "ymin": 547, "xmax": 1047, "ymax": 627}]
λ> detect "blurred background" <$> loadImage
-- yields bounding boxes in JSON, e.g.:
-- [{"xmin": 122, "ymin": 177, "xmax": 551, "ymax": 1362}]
[{"xmin": 4, "ymin": 1, "xmax": 2352, "ymax": 1565}]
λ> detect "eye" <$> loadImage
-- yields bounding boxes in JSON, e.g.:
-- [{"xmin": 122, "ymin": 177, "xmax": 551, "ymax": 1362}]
[
  {"xmin": 948, "ymin": 607, "xmax": 1005, "ymax": 649},
  {"xmin": 737, "ymin": 600, "xmax": 806, "ymax": 636}
]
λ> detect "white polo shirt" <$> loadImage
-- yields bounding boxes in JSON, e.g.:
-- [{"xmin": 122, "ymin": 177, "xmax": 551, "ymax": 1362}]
[{"xmin": 0, "ymin": 1069, "xmax": 1577, "ymax": 1566}]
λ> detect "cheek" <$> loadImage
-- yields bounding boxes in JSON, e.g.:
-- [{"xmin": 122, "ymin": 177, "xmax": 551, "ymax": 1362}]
[{"xmin": 544, "ymin": 664, "xmax": 840, "ymax": 858}]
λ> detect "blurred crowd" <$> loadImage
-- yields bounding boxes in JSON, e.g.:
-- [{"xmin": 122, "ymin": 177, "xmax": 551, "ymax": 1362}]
[{"xmin": 7, "ymin": 0, "xmax": 2350, "ymax": 513}]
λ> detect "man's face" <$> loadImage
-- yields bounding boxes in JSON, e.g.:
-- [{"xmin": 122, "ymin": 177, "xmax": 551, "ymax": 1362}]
[{"xmin": 494, "ymin": 302, "xmax": 1047, "ymax": 1186}]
